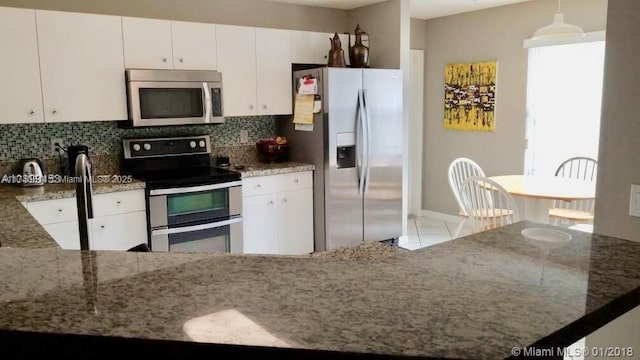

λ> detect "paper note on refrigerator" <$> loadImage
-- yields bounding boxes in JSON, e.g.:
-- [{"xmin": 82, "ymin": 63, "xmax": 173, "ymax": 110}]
[
  {"xmin": 297, "ymin": 78, "xmax": 318, "ymax": 95},
  {"xmin": 293, "ymin": 94, "xmax": 314, "ymax": 124},
  {"xmin": 295, "ymin": 123, "xmax": 314, "ymax": 132}
]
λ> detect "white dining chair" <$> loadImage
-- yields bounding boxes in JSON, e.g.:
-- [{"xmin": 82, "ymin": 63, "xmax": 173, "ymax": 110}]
[
  {"xmin": 448, "ymin": 158, "xmax": 486, "ymax": 236},
  {"xmin": 549, "ymin": 157, "xmax": 597, "ymax": 225},
  {"xmin": 460, "ymin": 176, "xmax": 520, "ymax": 234}
]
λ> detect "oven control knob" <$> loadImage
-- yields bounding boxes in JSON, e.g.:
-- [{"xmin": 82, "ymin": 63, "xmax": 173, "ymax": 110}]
[
  {"xmin": 199, "ymin": 140, "xmax": 206, "ymax": 148},
  {"xmin": 143, "ymin": 143, "xmax": 152, "ymax": 151},
  {"xmin": 189, "ymin": 141, "xmax": 197, "ymax": 149},
  {"xmin": 132, "ymin": 144, "xmax": 141, "ymax": 151}
]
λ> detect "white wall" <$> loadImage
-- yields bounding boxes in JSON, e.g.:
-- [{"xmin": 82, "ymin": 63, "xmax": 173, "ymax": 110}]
[
  {"xmin": 420, "ymin": 0, "xmax": 608, "ymax": 215},
  {"xmin": 593, "ymin": 0, "xmax": 640, "ymax": 242},
  {"xmin": 347, "ymin": 0, "xmax": 402, "ymax": 69}
]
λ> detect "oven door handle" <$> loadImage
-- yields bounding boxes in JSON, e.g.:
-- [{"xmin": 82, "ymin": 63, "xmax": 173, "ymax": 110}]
[
  {"xmin": 152, "ymin": 216, "xmax": 243, "ymax": 235},
  {"xmin": 203, "ymin": 82, "xmax": 212, "ymax": 123},
  {"xmin": 149, "ymin": 181, "xmax": 242, "ymax": 196}
]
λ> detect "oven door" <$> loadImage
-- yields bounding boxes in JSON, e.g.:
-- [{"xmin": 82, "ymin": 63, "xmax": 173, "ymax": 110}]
[
  {"xmin": 149, "ymin": 182, "xmax": 242, "ymax": 228},
  {"xmin": 150, "ymin": 216, "xmax": 243, "ymax": 253},
  {"xmin": 128, "ymin": 81, "xmax": 224, "ymax": 127}
]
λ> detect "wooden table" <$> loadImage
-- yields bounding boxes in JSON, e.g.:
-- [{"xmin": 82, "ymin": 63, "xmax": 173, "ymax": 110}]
[{"xmin": 489, "ymin": 175, "xmax": 596, "ymax": 223}]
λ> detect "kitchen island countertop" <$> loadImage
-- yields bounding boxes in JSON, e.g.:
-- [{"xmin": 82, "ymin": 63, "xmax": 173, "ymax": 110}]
[{"xmin": 1, "ymin": 221, "xmax": 639, "ymax": 359}]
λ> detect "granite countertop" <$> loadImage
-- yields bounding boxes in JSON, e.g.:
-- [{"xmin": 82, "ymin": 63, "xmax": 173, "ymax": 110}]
[
  {"xmin": 1, "ymin": 221, "xmax": 639, "ymax": 359},
  {"xmin": 0, "ymin": 180, "xmax": 145, "ymax": 249},
  {"xmin": 228, "ymin": 161, "xmax": 315, "ymax": 178}
]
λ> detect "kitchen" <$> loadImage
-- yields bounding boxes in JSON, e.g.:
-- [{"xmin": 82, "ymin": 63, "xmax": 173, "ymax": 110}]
[{"xmin": 3, "ymin": 0, "xmax": 640, "ymax": 358}]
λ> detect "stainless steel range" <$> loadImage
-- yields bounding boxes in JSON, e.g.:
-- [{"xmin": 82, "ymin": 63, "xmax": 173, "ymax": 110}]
[{"xmin": 122, "ymin": 136, "xmax": 242, "ymax": 253}]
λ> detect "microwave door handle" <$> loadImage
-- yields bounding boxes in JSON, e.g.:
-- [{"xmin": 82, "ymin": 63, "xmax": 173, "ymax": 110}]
[
  {"xmin": 152, "ymin": 216, "xmax": 243, "ymax": 235},
  {"xmin": 203, "ymin": 82, "xmax": 212, "ymax": 123}
]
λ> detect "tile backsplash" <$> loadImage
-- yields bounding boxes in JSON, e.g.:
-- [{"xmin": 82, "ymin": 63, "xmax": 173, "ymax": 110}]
[{"xmin": 0, "ymin": 116, "xmax": 275, "ymax": 161}]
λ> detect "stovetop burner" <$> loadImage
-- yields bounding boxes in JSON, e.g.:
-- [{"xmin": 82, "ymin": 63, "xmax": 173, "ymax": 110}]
[{"xmin": 121, "ymin": 136, "xmax": 241, "ymax": 189}]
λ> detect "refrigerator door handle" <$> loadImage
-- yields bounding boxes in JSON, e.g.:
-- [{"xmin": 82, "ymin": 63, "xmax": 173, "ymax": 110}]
[
  {"xmin": 363, "ymin": 89, "xmax": 372, "ymax": 194},
  {"xmin": 357, "ymin": 89, "xmax": 366, "ymax": 196}
]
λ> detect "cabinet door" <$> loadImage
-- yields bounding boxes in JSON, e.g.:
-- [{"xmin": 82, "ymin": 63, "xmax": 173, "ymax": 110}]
[
  {"xmin": 122, "ymin": 17, "xmax": 173, "ymax": 69},
  {"xmin": 291, "ymin": 31, "xmax": 330, "ymax": 64},
  {"xmin": 172, "ymin": 21, "xmax": 217, "ymax": 70},
  {"xmin": 216, "ymin": 25, "xmax": 257, "ymax": 116},
  {"xmin": 0, "ymin": 7, "xmax": 44, "ymax": 123},
  {"xmin": 36, "ymin": 10, "xmax": 126, "ymax": 122},
  {"xmin": 91, "ymin": 211, "xmax": 147, "ymax": 251},
  {"xmin": 43, "ymin": 221, "xmax": 80, "ymax": 250},
  {"xmin": 277, "ymin": 189, "xmax": 313, "ymax": 255},
  {"xmin": 256, "ymin": 28, "xmax": 292, "ymax": 115},
  {"xmin": 242, "ymin": 194, "xmax": 278, "ymax": 254}
]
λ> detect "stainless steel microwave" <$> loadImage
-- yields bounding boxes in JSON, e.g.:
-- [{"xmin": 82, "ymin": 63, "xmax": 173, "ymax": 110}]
[{"xmin": 125, "ymin": 69, "xmax": 223, "ymax": 127}]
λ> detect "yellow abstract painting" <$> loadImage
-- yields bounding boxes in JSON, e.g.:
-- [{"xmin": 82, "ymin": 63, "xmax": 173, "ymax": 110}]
[{"xmin": 444, "ymin": 61, "xmax": 497, "ymax": 131}]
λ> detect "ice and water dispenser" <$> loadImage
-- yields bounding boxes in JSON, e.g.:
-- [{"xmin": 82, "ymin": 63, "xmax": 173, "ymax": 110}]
[{"xmin": 336, "ymin": 133, "xmax": 356, "ymax": 169}]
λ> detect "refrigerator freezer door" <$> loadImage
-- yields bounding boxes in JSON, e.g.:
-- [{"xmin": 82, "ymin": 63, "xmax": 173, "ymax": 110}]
[
  {"xmin": 362, "ymin": 69, "xmax": 403, "ymax": 242},
  {"xmin": 326, "ymin": 68, "xmax": 364, "ymax": 250}
]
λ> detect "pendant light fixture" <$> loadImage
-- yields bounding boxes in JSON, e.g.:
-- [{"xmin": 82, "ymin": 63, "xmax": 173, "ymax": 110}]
[{"xmin": 532, "ymin": 0, "xmax": 585, "ymax": 40}]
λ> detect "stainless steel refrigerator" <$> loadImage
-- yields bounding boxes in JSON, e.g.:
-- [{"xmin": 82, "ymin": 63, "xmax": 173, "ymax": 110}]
[{"xmin": 278, "ymin": 67, "xmax": 403, "ymax": 251}]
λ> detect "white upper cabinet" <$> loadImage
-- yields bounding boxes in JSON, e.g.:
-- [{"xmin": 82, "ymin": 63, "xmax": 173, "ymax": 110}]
[
  {"xmin": 256, "ymin": 28, "xmax": 292, "ymax": 115},
  {"xmin": 291, "ymin": 31, "xmax": 330, "ymax": 64},
  {"xmin": 122, "ymin": 17, "xmax": 174, "ymax": 69},
  {"xmin": 0, "ymin": 7, "xmax": 44, "ymax": 123},
  {"xmin": 172, "ymin": 21, "xmax": 217, "ymax": 70},
  {"xmin": 216, "ymin": 25, "xmax": 257, "ymax": 117},
  {"xmin": 291, "ymin": 31, "xmax": 350, "ymax": 66},
  {"xmin": 36, "ymin": 10, "xmax": 127, "ymax": 122}
]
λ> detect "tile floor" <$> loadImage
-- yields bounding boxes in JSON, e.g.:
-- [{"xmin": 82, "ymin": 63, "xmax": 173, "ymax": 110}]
[{"xmin": 398, "ymin": 215, "xmax": 473, "ymax": 251}]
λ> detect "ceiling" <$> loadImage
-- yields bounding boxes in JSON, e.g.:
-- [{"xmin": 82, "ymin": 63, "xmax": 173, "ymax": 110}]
[{"xmin": 265, "ymin": 0, "xmax": 534, "ymax": 19}]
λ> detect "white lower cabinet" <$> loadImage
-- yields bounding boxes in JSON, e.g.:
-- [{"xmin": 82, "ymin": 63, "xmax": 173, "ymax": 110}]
[
  {"xmin": 277, "ymin": 189, "xmax": 314, "ymax": 255},
  {"xmin": 242, "ymin": 171, "xmax": 313, "ymax": 255},
  {"xmin": 91, "ymin": 212, "xmax": 147, "ymax": 251},
  {"xmin": 242, "ymin": 194, "xmax": 278, "ymax": 254},
  {"xmin": 43, "ymin": 221, "xmax": 80, "ymax": 250},
  {"xmin": 27, "ymin": 189, "xmax": 147, "ymax": 251}
]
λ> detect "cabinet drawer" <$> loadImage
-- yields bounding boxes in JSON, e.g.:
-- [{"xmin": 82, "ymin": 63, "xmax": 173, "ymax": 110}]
[
  {"xmin": 91, "ymin": 211, "xmax": 147, "ymax": 251},
  {"xmin": 93, "ymin": 190, "xmax": 146, "ymax": 217},
  {"xmin": 277, "ymin": 171, "xmax": 312, "ymax": 192},
  {"xmin": 242, "ymin": 176, "xmax": 277, "ymax": 197},
  {"xmin": 27, "ymin": 197, "xmax": 78, "ymax": 224}
]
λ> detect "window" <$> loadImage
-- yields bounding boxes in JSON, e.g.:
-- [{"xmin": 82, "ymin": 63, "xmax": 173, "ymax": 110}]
[{"xmin": 524, "ymin": 41, "xmax": 605, "ymax": 176}]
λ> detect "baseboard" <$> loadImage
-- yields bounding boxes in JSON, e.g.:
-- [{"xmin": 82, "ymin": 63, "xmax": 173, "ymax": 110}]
[{"xmin": 419, "ymin": 210, "xmax": 462, "ymax": 223}]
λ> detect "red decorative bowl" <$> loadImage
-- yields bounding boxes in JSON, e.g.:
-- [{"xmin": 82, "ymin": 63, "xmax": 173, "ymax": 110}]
[{"xmin": 256, "ymin": 139, "xmax": 289, "ymax": 163}]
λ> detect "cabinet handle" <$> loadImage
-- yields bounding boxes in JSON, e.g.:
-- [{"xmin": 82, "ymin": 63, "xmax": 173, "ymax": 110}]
[
  {"xmin": 294, "ymin": 179, "xmax": 299, "ymax": 183},
  {"xmin": 267, "ymin": 200, "xmax": 274, "ymax": 205},
  {"xmin": 324, "ymin": 55, "xmax": 328, "ymax": 59},
  {"xmin": 116, "ymin": 200, "xmax": 121, "ymax": 205},
  {"xmin": 282, "ymin": 198, "xmax": 288, "ymax": 203},
  {"xmin": 57, "ymin": 209, "xmax": 63, "ymax": 212},
  {"xmin": 255, "ymin": 184, "xmax": 261, "ymax": 188},
  {"xmin": 249, "ymin": 105, "xmax": 254, "ymax": 110},
  {"xmin": 29, "ymin": 109, "xmax": 35, "ymax": 115},
  {"xmin": 52, "ymin": 109, "xmax": 58, "ymax": 114},
  {"xmin": 162, "ymin": 57, "xmax": 168, "ymax": 62},
  {"xmin": 100, "ymin": 225, "xmax": 105, "ymax": 229},
  {"xmin": 262, "ymin": 105, "xmax": 267, "ymax": 110},
  {"xmin": 179, "ymin": 57, "xmax": 184, "ymax": 63}
]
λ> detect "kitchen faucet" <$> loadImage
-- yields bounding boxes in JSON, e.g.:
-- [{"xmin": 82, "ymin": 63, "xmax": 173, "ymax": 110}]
[{"xmin": 75, "ymin": 153, "xmax": 94, "ymax": 250}]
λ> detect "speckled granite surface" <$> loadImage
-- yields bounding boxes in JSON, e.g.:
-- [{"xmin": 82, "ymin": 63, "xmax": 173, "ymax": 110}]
[
  {"xmin": 0, "ymin": 181, "xmax": 145, "ymax": 249},
  {"xmin": 1, "ymin": 221, "xmax": 639, "ymax": 359},
  {"xmin": 233, "ymin": 162, "xmax": 315, "ymax": 178}
]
